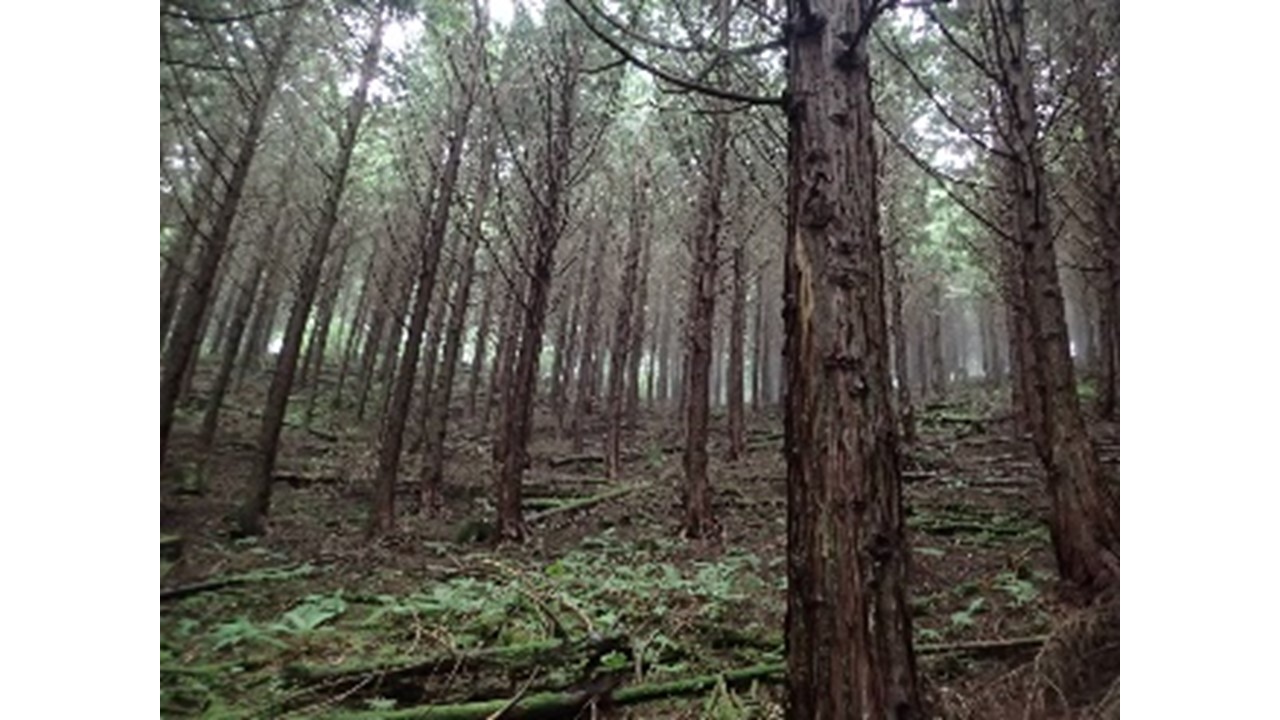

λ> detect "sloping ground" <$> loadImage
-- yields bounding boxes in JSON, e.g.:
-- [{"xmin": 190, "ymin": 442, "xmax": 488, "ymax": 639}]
[{"xmin": 161, "ymin": 380, "xmax": 1117, "ymax": 718}]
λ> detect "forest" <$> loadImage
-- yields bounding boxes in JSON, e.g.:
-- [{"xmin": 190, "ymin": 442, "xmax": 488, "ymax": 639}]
[{"xmin": 159, "ymin": 0, "xmax": 1120, "ymax": 717}]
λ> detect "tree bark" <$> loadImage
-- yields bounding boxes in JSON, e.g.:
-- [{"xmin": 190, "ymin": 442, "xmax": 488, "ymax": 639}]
[
  {"xmin": 997, "ymin": 0, "xmax": 1118, "ymax": 596},
  {"xmin": 782, "ymin": 1, "xmax": 922, "ymax": 716},
  {"xmin": 370, "ymin": 81, "xmax": 473, "ymax": 538},
  {"xmin": 680, "ymin": 99, "xmax": 727, "ymax": 539},
  {"xmin": 625, "ymin": 193, "xmax": 652, "ymax": 428},
  {"xmin": 570, "ymin": 229, "xmax": 607, "ymax": 454},
  {"xmin": 605, "ymin": 172, "xmax": 648, "ymax": 479},
  {"xmin": 236, "ymin": 8, "xmax": 384, "ymax": 537},
  {"xmin": 160, "ymin": 2, "xmax": 302, "ymax": 459},
  {"xmin": 421, "ymin": 131, "xmax": 495, "ymax": 511},
  {"xmin": 333, "ymin": 249, "xmax": 377, "ymax": 411},
  {"xmin": 197, "ymin": 245, "xmax": 267, "ymax": 459},
  {"xmin": 494, "ymin": 38, "xmax": 582, "ymax": 542},
  {"xmin": 726, "ymin": 243, "xmax": 746, "ymax": 461},
  {"xmin": 466, "ymin": 262, "xmax": 495, "ymax": 419},
  {"xmin": 889, "ymin": 240, "xmax": 915, "ymax": 444}
]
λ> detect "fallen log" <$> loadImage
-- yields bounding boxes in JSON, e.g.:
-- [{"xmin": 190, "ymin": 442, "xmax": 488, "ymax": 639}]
[
  {"xmin": 546, "ymin": 454, "xmax": 605, "ymax": 469},
  {"xmin": 285, "ymin": 635, "xmax": 626, "ymax": 688},
  {"xmin": 328, "ymin": 662, "xmax": 785, "ymax": 720},
  {"xmin": 526, "ymin": 484, "xmax": 649, "ymax": 524},
  {"xmin": 160, "ymin": 564, "xmax": 315, "ymax": 603}
]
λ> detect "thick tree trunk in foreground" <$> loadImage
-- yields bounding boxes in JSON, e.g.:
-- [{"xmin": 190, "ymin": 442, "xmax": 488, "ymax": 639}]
[
  {"xmin": 422, "ymin": 132, "xmax": 494, "ymax": 511},
  {"xmin": 236, "ymin": 10, "xmax": 384, "ymax": 537},
  {"xmin": 160, "ymin": 3, "xmax": 302, "ymax": 459},
  {"xmin": 782, "ymin": 1, "xmax": 921, "ymax": 716}
]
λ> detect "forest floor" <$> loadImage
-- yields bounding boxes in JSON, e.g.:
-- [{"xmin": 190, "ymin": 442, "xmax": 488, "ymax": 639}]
[{"xmin": 161, "ymin": 378, "xmax": 1119, "ymax": 719}]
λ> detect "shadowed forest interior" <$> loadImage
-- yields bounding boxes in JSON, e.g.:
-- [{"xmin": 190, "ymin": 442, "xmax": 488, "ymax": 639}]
[{"xmin": 160, "ymin": 0, "xmax": 1120, "ymax": 717}]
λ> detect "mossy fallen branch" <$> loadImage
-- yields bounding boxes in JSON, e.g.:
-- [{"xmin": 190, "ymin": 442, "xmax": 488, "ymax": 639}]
[
  {"xmin": 285, "ymin": 635, "xmax": 625, "ymax": 688},
  {"xmin": 327, "ymin": 662, "xmax": 785, "ymax": 720},
  {"xmin": 525, "ymin": 484, "xmax": 649, "ymax": 524},
  {"xmin": 160, "ymin": 563, "xmax": 316, "ymax": 603}
]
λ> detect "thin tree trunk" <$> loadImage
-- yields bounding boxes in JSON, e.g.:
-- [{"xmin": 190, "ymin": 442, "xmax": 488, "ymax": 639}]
[
  {"xmin": 625, "ymin": 186, "xmax": 652, "ymax": 427},
  {"xmin": 782, "ymin": 1, "xmax": 921, "ymax": 715},
  {"xmin": 160, "ymin": 2, "xmax": 303, "ymax": 459},
  {"xmin": 927, "ymin": 280, "xmax": 946, "ymax": 400},
  {"xmin": 197, "ymin": 247, "xmax": 267, "ymax": 460},
  {"xmin": 466, "ymin": 263, "xmax": 495, "ymax": 419},
  {"xmin": 334, "ymin": 249, "xmax": 377, "ymax": 411},
  {"xmin": 605, "ymin": 173, "xmax": 647, "ymax": 479},
  {"xmin": 485, "ymin": 278, "xmax": 519, "ymax": 433},
  {"xmin": 236, "ymin": 9, "xmax": 384, "ymax": 537},
  {"xmin": 422, "ymin": 132, "xmax": 495, "ymax": 510},
  {"xmin": 494, "ymin": 39, "xmax": 581, "ymax": 542},
  {"xmin": 570, "ymin": 230, "xmax": 607, "ymax": 454},
  {"xmin": 726, "ymin": 243, "xmax": 746, "ymax": 461},
  {"xmin": 370, "ymin": 81, "xmax": 473, "ymax": 538},
  {"xmin": 681, "ymin": 86, "xmax": 727, "ymax": 540},
  {"xmin": 302, "ymin": 239, "xmax": 350, "ymax": 425},
  {"xmin": 237, "ymin": 227, "xmax": 288, "ymax": 391},
  {"xmin": 161, "ymin": 155, "xmax": 221, "ymax": 346},
  {"xmin": 889, "ymin": 241, "xmax": 915, "ymax": 444}
]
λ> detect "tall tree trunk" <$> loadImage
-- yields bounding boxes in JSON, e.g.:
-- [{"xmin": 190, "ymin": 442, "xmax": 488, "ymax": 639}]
[
  {"xmin": 237, "ymin": 225, "xmax": 288, "ymax": 390},
  {"xmin": 681, "ymin": 103, "xmax": 727, "ymax": 540},
  {"xmin": 549, "ymin": 249, "xmax": 584, "ymax": 437},
  {"xmin": 236, "ymin": 9, "xmax": 384, "ymax": 537},
  {"xmin": 411, "ymin": 278, "xmax": 454, "ymax": 452},
  {"xmin": 485, "ymin": 278, "xmax": 519, "ymax": 432},
  {"xmin": 726, "ymin": 243, "xmax": 746, "ymax": 461},
  {"xmin": 334, "ymin": 249, "xmax": 377, "ymax": 410},
  {"xmin": 466, "ymin": 263, "xmax": 495, "ymax": 419},
  {"xmin": 299, "ymin": 236, "xmax": 349, "ymax": 392},
  {"xmin": 570, "ymin": 230, "xmax": 607, "ymax": 454},
  {"xmin": 927, "ymin": 280, "xmax": 946, "ymax": 400},
  {"xmin": 197, "ymin": 246, "xmax": 268, "ymax": 460},
  {"xmin": 302, "ymin": 239, "xmax": 351, "ymax": 425},
  {"xmin": 889, "ymin": 241, "xmax": 915, "ymax": 444},
  {"xmin": 370, "ymin": 83, "xmax": 473, "ymax": 538},
  {"xmin": 494, "ymin": 40, "xmax": 581, "ymax": 542},
  {"xmin": 999, "ymin": 0, "xmax": 1118, "ymax": 596},
  {"xmin": 422, "ymin": 132, "xmax": 495, "ymax": 510},
  {"xmin": 355, "ymin": 303, "xmax": 388, "ymax": 421},
  {"xmin": 751, "ymin": 269, "xmax": 764, "ymax": 412},
  {"xmin": 161, "ymin": 153, "xmax": 222, "ymax": 346},
  {"xmin": 759, "ymin": 270, "xmax": 774, "ymax": 407},
  {"xmin": 656, "ymin": 281, "xmax": 673, "ymax": 407},
  {"xmin": 160, "ymin": 2, "xmax": 303, "ymax": 459},
  {"xmin": 782, "ymin": 1, "xmax": 921, "ymax": 716},
  {"xmin": 605, "ymin": 173, "xmax": 647, "ymax": 479},
  {"xmin": 1075, "ymin": 0, "xmax": 1120, "ymax": 421},
  {"xmin": 625, "ymin": 199, "xmax": 652, "ymax": 428}
]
